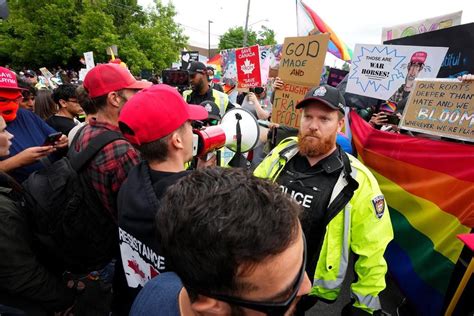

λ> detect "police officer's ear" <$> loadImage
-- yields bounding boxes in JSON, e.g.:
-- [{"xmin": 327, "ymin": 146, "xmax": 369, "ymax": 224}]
[{"xmin": 337, "ymin": 113, "xmax": 345, "ymax": 133}]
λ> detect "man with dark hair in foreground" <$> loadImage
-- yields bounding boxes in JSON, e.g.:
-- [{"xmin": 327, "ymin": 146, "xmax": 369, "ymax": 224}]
[{"xmin": 131, "ymin": 167, "xmax": 312, "ymax": 316}]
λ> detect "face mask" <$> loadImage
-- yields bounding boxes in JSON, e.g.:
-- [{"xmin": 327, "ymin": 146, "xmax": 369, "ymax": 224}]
[{"xmin": 0, "ymin": 101, "xmax": 20, "ymax": 122}]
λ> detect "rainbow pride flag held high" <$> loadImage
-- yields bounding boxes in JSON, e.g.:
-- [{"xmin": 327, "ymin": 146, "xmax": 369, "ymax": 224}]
[
  {"xmin": 296, "ymin": 0, "xmax": 353, "ymax": 61},
  {"xmin": 350, "ymin": 112, "xmax": 474, "ymax": 315}
]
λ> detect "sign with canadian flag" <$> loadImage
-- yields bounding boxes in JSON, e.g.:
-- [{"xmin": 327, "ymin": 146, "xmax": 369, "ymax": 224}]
[{"xmin": 236, "ymin": 45, "xmax": 262, "ymax": 89}]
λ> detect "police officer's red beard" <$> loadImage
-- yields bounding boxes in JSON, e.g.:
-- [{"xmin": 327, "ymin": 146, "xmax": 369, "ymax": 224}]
[{"xmin": 297, "ymin": 130, "xmax": 336, "ymax": 158}]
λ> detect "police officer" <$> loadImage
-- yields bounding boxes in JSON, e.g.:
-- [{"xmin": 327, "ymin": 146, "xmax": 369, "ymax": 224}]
[
  {"xmin": 183, "ymin": 62, "xmax": 234, "ymax": 117},
  {"xmin": 254, "ymin": 84, "xmax": 393, "ymax": 315}
]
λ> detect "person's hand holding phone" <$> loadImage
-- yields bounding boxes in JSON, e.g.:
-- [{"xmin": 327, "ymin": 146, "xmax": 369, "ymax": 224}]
[
  {"xmin": 54, "ymin": 134, "xmax": 69, "ymax": 149},
  {"xmin": 14, "ymin": 146, "xmax": 56, "ymax": 167},
  {"xmin": 369, "ymin": 112, "xmax": 388, "ymax": 126}
]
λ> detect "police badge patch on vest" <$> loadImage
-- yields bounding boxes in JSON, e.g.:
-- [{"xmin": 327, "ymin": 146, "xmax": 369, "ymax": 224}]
[{"xmin": 372, "ymin": 195, "xmax": 385, "ymax": 219}]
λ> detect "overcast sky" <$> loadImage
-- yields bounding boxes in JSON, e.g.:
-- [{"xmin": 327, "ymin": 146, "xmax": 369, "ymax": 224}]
[{"xmin": 138, "ymin": 0, "xmax": 473, "ymax": 64}]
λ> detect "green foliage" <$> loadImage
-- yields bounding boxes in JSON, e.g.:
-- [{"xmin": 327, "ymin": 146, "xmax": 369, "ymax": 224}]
[
  {"xmin": 218, "ymin": 25, "xmax": 277, "ymax": 50},
  {"xmin": 0, "ymin": 0, "xmax": 188, "ymax": 74},
  {"xmin": 257, "ymin": 26, "xmax": 277, "ymax": 46}
]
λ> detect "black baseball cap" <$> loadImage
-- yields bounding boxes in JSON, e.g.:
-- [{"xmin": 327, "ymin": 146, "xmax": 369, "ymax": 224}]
[
  {"xmin": 188, "ymin": 62, "xmax": 207, "ymax": 75},
  {"xmin": 295, "ymin": 84, "xmax": 346, "ymax": 114}
]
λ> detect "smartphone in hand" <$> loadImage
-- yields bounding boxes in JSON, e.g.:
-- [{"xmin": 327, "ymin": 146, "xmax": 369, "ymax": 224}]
[
  {"xmin": 42, "ymin": 132, "xmax": 62, "ymax": 146},
  {"xmin": 385, "ymin": 114, "xmax": 400, "ymax": 125}
]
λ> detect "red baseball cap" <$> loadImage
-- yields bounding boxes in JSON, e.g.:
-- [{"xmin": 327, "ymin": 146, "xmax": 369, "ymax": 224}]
[
  {"xmin": 0, "ymin": 67, "xmax": 24, "ymax": 92},
  {"xmin": 83, "ymin": 63, "xmax": 151, "ymax": 98},
  {"xmin": 118, "ymin": 84, "xmax": 208, "ymax": 145},
  {"xmin": 410, "ymin": 51, "xmax": 427, "ymax": 64}
]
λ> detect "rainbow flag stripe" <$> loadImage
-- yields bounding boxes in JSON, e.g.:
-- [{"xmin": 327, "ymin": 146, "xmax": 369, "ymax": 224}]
[
  {"xmin": 350, "ymin": 112, "xmax": 473, "ymax": 315},
  {"xmin": 299, "ymin": 0, "xmax": 353, "ymax": 61}
]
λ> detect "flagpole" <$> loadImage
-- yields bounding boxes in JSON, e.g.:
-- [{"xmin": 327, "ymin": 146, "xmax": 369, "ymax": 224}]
[{"xmin": 295, "ymin": 0, "xmax": 298, "ymax": 35}]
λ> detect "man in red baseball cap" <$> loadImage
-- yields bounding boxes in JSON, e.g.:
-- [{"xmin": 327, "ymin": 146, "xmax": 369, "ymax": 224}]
[
  {"xmin": 389, "ymin": 51, "xmax": 427, "ymax": 103},
  {"xmin": 113, "ymin": 84, "xmax": 208, "ymax": 314},
  {"xmin": 75, "ymin": 63, "xmax": 151, "ymax": 219},
  {"xmin": 0, "ymin": 67, "xmax": 68, "ymax": 182}
]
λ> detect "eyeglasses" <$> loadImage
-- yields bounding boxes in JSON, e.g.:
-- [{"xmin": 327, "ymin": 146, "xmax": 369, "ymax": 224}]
[
  {"xmin": 196, "ymin": 234, "xmax": 307, "ymax": 316},
  {"xmin": 0, "ymin": 96, "xmax": 23, "ymax": 103}
]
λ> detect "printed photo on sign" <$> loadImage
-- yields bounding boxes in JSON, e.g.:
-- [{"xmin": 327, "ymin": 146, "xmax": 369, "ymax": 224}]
[
  {"xmin": 400, "ymin": 78, "xmax": 474, "ymax": 142},
  {"xmin": 346, "ymin": 44, "xmax": 448, "ymax": 101}
]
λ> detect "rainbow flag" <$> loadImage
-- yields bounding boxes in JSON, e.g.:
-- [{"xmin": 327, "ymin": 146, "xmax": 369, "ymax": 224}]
[
  {"xmin": 207, "ymin": 53, "xmax": 222, "ymax": 83},
  {"xmin": 350, "ymin": 112, "xmax": 473, "ymax": 315},
  {"xmin": 296, "ymin": 0, "xmax": 353, "ymax": 61}
]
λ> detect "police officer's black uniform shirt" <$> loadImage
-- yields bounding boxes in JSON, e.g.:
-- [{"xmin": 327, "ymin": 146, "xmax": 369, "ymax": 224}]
[{"xmin": 276, "ymin": 147, "xmax": 343, "ymax": 278}]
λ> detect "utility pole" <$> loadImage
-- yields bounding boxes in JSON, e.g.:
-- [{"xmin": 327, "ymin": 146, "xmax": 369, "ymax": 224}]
[
  {"xmin": 208, "ymin": 20, "xmax": 213, "ymax": 59},
  {"xmin": 242, "ymin": 0, "xmax": 251, "ymax": 47}
]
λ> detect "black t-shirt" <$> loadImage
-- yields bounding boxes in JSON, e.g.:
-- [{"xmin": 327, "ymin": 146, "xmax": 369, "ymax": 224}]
[
  {"xmin": 276, "ymin": 148, "xmax": 343, "ymax": 278},
  {"xmin": 46, "ymin": 115, "xmax": 77, "ymax": 135},
  {"xmin": 149, "ymin": 169, "xmax": 190, "ymax": 199}
]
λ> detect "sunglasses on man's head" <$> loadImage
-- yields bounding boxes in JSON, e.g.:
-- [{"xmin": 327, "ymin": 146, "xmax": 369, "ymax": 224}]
[{"xmin": 195, "ymin": 234, "xmax": 307, "ymax": 316}]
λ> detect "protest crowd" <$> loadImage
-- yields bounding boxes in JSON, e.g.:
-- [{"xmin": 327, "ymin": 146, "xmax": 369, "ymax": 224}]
[{"xmin": 0, "ymin": 2, "xmax": 473, "ymax": 316}]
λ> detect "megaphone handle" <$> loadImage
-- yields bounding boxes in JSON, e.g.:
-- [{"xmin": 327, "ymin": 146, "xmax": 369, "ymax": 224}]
[
  {"xmin": 235, "ymin": 120, "xmax": 242, "ymax": 155},
  {"xmin": 216, "ymin": 150, "xmax": 221, "ymax": 167}
]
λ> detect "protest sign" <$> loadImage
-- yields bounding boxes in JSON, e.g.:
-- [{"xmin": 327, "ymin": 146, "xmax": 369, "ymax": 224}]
[
  {"xmin": 180, "ymin": 51, "xmax": 199, "ymax": 70},
  {"xmin": 272, "ymin": 82, "xmax": 311, "ymax": 128},
  {"xmin": 346, "ymin": 44, "xmax": 448, "ymax": 101},
  {"xmin": 272, "ymin": 34, "xmax": 329, "ymax": 128},
  {"xmin": 83, "ymin": 51, "xmax": 95, "ymax": 70},
  {"xmin": 39, "ymin": 67, "xmax": 57, "ymax": 89},
  {"xmin": 327, "ymin": 68, "xmax": 348, "ymax": 87},
  {"xmin": 382, "ymin": 11, "xmax": 462, "ymax": 42},
  {"xmin": 236, "ymin": 45, "xmax": 262, "ymax": 89},
  {"xmin": 78, "ymin": 69, "xmax": 89, "ymax": 82},
  {"xmin": 400, "ymin": 79, "xmax": 474, "ymax": 142},
  {"xmin": 278, "ymin": 33, "xmax": 329, "ymax": 87},
  {"xmin": 385, "ymin": 23, "xmax": 474, "ymax": 79},
  {"xmin": 106, "ymin": 45, "xmax": 118, "ymax": 56}
]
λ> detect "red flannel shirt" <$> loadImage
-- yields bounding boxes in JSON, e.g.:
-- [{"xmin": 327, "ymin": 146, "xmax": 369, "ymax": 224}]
[{"xmin": 74, "ymin": 119, "xmax": 139, "ymax": 221}]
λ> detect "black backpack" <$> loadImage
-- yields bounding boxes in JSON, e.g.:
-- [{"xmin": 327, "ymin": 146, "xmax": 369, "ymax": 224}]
[{"xmin": 22, "ymin": 127, "xmax": 124, "ymax": 273}]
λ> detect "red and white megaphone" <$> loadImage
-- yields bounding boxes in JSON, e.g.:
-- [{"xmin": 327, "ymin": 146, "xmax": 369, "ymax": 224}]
[{"xmin": 192, "ymin": 107, "xmax": 260, "ymax": 158}]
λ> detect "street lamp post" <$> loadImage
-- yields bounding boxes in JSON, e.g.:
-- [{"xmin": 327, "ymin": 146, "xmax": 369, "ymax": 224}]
[
  {"xmin": 242, "ymin": 0, "xmax": 251, "ymax": 47},
  {"xmin": 208, "ymin": 20, "xmax": 213, "ymax": 59}
]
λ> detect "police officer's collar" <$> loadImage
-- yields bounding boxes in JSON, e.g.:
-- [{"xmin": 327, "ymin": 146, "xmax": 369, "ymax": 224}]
[{"xmin": 299, "ymin": 146, "xmax": 343, "ymax": 174}]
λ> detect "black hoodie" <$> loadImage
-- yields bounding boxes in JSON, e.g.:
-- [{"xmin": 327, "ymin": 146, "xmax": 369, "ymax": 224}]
[{"xmin": 113, "ymin": 161, "xmax": 189, "ymax": 315}]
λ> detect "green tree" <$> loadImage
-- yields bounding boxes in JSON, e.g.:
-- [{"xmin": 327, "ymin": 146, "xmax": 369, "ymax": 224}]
[
  {"xmin": 257, "ymin": 26, "xmax": 276, "ymax": 46},
  {"xmin": 218, "ymin": 25, "xmax": 277, "ymax": 50},
  {"xmin": 0, "ymin": 0, "xmax": 187, "ymax": 74}
]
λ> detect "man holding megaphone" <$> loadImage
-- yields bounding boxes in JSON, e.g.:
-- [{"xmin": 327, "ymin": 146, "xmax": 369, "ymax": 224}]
[{"xmin": 112, "ymin": 84, "xmax": 209, "ymax": 314}]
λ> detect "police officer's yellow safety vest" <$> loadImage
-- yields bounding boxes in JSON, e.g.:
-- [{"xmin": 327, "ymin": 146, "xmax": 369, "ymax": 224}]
[{"xmin": 254, "ymin": 137, "xmax": 394, "ymax": 314}]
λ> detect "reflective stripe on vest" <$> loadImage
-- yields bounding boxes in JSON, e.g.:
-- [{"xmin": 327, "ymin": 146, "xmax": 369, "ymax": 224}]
[
  {"xmin": 213, "ymin": 90, "xmax": 227, "ymax": 117},
  {"xmin": 353, "ymin": 292, "xmax": 382, "ymax": 311}
]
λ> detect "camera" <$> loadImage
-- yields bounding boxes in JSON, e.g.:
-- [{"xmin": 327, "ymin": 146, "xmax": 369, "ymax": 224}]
[
  {"xmin": 161, "ymin": 69, "xmax": 190, "ymax": 89},
  {"xmin": 249, "ymin": 86, "xmax": 264, "ymax": 95}
]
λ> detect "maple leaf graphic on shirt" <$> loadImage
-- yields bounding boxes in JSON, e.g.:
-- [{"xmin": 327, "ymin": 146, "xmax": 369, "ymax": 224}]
[{"xmin": 241, "ymin": 59, "xmax": 255, "ymax": 77}]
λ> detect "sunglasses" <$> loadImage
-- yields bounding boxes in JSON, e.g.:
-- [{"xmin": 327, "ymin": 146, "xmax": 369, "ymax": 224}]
[{"xmin": 196, "ymin": 234, "xmax": 307, "ymax": 315}]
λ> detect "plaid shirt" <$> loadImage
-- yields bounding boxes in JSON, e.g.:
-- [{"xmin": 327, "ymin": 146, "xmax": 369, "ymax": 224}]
[{"xmin": 74, "ymin": 119, "xmax": 139, "ymax": 221}]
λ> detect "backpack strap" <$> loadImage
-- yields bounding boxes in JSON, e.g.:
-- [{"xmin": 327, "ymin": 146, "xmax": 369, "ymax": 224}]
[{"xmin": 68, "ymin": 129, "xmax": 125, "ymax": 172}]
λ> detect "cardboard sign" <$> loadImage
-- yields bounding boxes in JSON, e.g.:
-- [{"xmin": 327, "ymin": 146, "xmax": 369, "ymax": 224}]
[
  {"xmin": 400, "ymin": 79, "xmax": 474, "ymax": 142},
  {"xmin": 278, "ymin": 33, "xmax": 329, "ymax": 87},
  {"xmin": 382, "ymin": 11, "xmax": 462, "ymax": 42},
  {"xmin": 346, "ymin": 44, "xmax": 448, "ymax": 101},
  {"xmin": 271, "ymin": 34, "xmax": 329, "ymax": 128},
  {"xmin": 236, "ymin": 45, "xmax": 262, "ymax": 89},
  {"xmin": 273, "ymin": 82, "xmax": 312, "ymax": 128},
  {"xmin": 384, "ymin": 23, "xmax": 474, "ymax": 79},
  {"xmin": 83, "ymin": 51, "xmax": 95, "ymax": 70},
  {"xmin": 180, "ymin": 51, "xmax": 199, "ymax": 70},
  {"xmin": 327, "ymin": 68, "xmax": 349, "ymax": 87}
]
